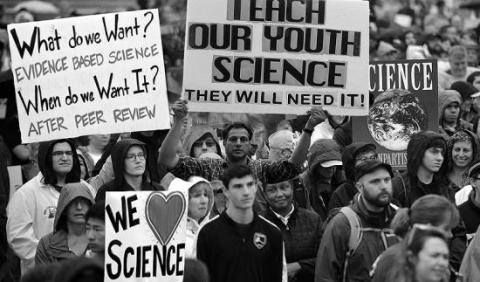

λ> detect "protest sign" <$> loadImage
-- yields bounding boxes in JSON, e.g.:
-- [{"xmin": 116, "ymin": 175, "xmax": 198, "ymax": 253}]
[
  {"xmin": 352, "ymin": 59, "xmax": 438, "ymax": 169},
  {"xmin": 8, "ymin": 9, "xmax": 170, "ymax": 143},
  {"xmin": 183, "ymin": 0, "xmax": 369, "ymax": 115},
  {"xmin": 105, "ymin": 181, "xmax": 190, "ymax": 281}
]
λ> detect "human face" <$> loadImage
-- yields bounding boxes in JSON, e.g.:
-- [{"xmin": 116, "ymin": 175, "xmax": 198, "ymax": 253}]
[
  {"xmin": 451, "ymin": 141, "xmax": 473, "ymax": 168},
  {"xmin": 188, "ymin": 183, "xmax": 210, "ymax": 221},
  {"xmin": 86, "ymin": 218, "xmax": 105, "ymax": 253},
  {"xmin": 449, "ymin": 56, "xmax": 467, "ymax": 78},
  {"xmin": 51, "ymin": 142, "xmax": 74, "ymax": 176},
  {"xmin": 357, "ymin": 168, "xmax": 392, "ymax": 208},
  {"xmin": 88, "ymin": 134, "xmax": 110, "ymax": 150},
  {"xmin": 264, "ymin": 180, "xmax": 294, "ymax": 213},
  {"xmin": 414, "ymin": 237, "xmax": 449, "ymax": 282},
  {"xmin": 355, "ymin": 150, "xmax": 378, "ymax": 166},
  {"xmin": 422, "ymin": 147, "xmax": 444, "ymax": 173},
  {"xmin": 224, "ymin": 128, "xmax": 251, "ymax": 161},
  {"xmin": 405, "ymin": 32, "xmax": 417, "ymax": 46},
  {"xmin": 225, "ymin": 175, "xmax": 257, "ymax": 210},
  {"xmin": 443, "ymin": 102, "xmax": 460, "ymax": 123},
  {"xmin": 192, "ymin": 134, "xmax": 218, "ymax": 158},
  {"xmin": 473, "ymin": 76, "xmax": 480, "ymax": 90},
  {"xmin": 123, "ymin": 146, "xmax": 146, "ymax": 177},
  {"xmin": 66, "ymin": 197, "xmax": 90, "ymax": 225}
]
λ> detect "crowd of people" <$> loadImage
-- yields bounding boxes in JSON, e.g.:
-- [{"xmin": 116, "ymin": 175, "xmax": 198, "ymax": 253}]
[{"xmin": 2, "ymin": 0, "xmax": 480, "ymax": 282}]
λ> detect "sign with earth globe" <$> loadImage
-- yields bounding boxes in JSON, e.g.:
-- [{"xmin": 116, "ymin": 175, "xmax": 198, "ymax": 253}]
[{"xmin": 353, "ymin": 59, "xmax": 438, "ymax": 169}]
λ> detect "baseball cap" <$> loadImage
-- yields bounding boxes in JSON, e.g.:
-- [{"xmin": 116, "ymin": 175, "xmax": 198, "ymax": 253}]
[{"xmin": 355, "ymin": 160, "xmax": 394, "ymax": 182}]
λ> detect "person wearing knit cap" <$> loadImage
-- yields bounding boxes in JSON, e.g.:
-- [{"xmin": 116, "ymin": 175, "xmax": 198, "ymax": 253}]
[
  {"xmin": 267, "ymin": 130, "xmax": 295, "ymax": 162},
  {"xmin": 438, "ymin": 90, "xmax": 472, "ymax": 138},
  {"xmin": 450, "ymin": 81, "xmax": 479, "ymax": 123},
  {"xmin": 446, "ymin": 130, "xmax": 479, "ymax": 192}
]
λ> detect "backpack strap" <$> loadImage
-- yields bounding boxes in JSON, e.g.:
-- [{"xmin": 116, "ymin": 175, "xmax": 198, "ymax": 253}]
[{"xmin": 339, "ymin": 206, "xmax": 362, "ymax": 282}]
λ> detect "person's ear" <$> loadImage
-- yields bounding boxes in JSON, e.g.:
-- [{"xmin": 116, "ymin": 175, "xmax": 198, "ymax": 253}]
[
  {"xmin": 406, "ymin": 250, "xmax": 417, "ymax": 265},
  {"xmin": 355, "ymin": 182, "xmax": 362, "ymax": 192}
]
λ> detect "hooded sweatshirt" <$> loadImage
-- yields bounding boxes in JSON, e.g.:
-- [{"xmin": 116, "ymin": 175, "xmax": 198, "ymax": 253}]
[
  {"xmin": 35, "ymin": 183, "xmax": 94, "ymax": 265},
  {"xmin": 392, "ymin": 131, "xmax": 452, "ymax": 207},
  {"xmin": 392, "ymin": 131, "xmax": 467, "ymax": 272},
  {"xmin": 7, "ymin": 139, "xmax": 93, "ymax": 275},
  {"xmin": 95, "ymin": 139, "xmax": 163, "ymax": 202},
  {"xmin": 183, "ymin": 125, "xmax": 222, "ymax": 158},
  {"xmin": 186, "ymin": 176, "xmax": 214, "ymax": 258},
  {"xmin": 300, "ymin": 139, "xmax": 342, "ymax": 220},
  {"xmin": 438, "ymin": 90, "xmax": 471, "ymax": 137},
  {"xmin": 329, "ymin": 143, "xmax": 376, "ymax": 210}
]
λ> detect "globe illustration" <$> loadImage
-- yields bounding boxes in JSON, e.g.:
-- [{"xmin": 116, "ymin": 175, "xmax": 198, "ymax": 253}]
[{"xmin": 367, "ymin": 89, "xmax": 428, "ymax": 151}]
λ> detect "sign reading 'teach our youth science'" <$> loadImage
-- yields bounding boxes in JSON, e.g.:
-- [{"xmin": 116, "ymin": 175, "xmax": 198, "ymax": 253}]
[
  {"xmin": 182, "ymin": 0, "xmax": 370, "ymax": 115},
  {"xmin": 105, "ymin": 184, "xmax": 190, "ymax": 281},
  {"xmin": 8, "ymin": 9, "xmax": 170, "ymax": 143},
  {"xmin": 352, "ymin": 59, "xmax": 438, "ymax": 169}
]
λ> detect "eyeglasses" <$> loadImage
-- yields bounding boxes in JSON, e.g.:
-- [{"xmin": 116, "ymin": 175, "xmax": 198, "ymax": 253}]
[
  {"xmin": 227, "ymin": 136, "xmax": 249, "ymax": 144},
  {"xmin": 213, "ymin": 189, "xmax": 223, "ymax": 195},
  {"xmin": 125, "ymin": 152, "xmax": 146, "ymax": 161},
  {"xmin": 52, "ymin": 151, "xmax": 73, "ymax": 158}
]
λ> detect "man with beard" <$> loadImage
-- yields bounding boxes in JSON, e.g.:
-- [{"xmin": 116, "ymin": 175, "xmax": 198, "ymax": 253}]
[{"xmin": 314, "ymin": 160, "xmax": 398, "ymax": 282}]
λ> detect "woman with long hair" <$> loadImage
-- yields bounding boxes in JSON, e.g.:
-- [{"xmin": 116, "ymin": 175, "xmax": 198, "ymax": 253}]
[{"xmin": 446, "ymin": 130, "xmax": 479, "ymax": 192}]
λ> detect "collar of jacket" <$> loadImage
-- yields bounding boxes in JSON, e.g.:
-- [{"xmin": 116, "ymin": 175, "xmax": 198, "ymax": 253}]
[
  {"xmin": 221, "ymin": 210, "xmax": 260, "ymax": 230},
  {"xmin": 46, "ymin": 230, "xmax": 79, "ymax": 258},
  {"xmin": 351, "ymin": 194, "xmax": 395, "ymax": 228}
]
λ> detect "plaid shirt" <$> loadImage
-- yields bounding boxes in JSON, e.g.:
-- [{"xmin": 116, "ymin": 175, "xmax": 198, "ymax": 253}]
[{"xmin": 170, "ymin": 156, "xmax": 300, "ymax": 186}]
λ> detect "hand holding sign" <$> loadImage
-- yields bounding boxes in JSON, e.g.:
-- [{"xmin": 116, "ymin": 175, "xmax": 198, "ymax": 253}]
[
  {"xmin": 172, "ymin": 100, "xmax": 188, "ymax": 121},
  {"xmin": 305, "ymin": 106, "xmax": 328, "ymax": 131}
]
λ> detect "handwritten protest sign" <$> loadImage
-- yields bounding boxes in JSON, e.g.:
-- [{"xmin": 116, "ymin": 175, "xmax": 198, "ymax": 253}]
[
  {"xmin": 352, "ymin": 59, "xmax": 438, "ymax": 169},
  {"xmin": 182, "ymin": 0, "xmax": 369, "ymax": 115},
  {"xmin": 8, "ymin": 9, "xmax": 170, "ymax": 143},
  {"xmin": 105, "ymin": 185, "xmax": 190, "ymax": 281}
]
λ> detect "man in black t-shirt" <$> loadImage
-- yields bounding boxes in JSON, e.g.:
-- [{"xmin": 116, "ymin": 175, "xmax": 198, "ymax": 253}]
[
  {"xmin": 459, "ymin": 162, "xmax": 480, "ymax": 239},
  {"xmin": 196, "ymin": 165, "xmax": 285, "ymax": 282}
]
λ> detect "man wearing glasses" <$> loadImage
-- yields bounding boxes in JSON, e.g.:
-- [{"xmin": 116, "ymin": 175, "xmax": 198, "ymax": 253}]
[
  {"xmin": 329, "ymin": 142, "xmax": 377, "ymax": 210},
  {"xmin": 95, "ymin": 139, "xmax": 162, "ymax": 202},
  {"xmin": 7, "ymin": 139, "xmax": 94, "ymax": 275},
  {"xmin": 159, "ymin": 100, "xmax": 327, "ymax": 212}
]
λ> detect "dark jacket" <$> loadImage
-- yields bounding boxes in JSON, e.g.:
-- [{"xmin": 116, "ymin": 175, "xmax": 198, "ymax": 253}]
[
  {"xmin": 392, "ymin": 133, "xmax": 466, "ymax": 272},
  {"xmin": 314, "ymin": 195, "xmax": 398, "ymax": 282},
  {"xmin": 301, "ymin": 139, "xmax": 342, "ymax": 220},
  {"xmin": 263, "ymin": 205, "xmax": 322, "ymax": 282},
  {"xmin": 38, "ymin": 139, "xmax": 81, "ymax": 188},
  {"xmin": 95, "ymin": 139, "xmax": 163, "ymax": 202},
  {"xmin": 458, "ymin": 190, "xmax": 480, "ymax": 235},
  {"xmin": 329, "ymin": 143, "xmax": 376, "ymax": 211},
  {"xmin": 35, "ymin": 183, "xmax": 94, "ymax": 265},
  {"xmin": 197, "ymin": 211, "xmax": 284, "ymax": 282},
  {"xmin": 392, "ymin": 131, "xmax": 451, "ymax": 207}
]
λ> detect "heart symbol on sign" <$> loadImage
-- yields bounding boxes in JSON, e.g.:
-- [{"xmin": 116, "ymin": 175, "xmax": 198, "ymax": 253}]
[{"xmin": 145, "ymin": 191, "xmax": 186, "ymax": 246}]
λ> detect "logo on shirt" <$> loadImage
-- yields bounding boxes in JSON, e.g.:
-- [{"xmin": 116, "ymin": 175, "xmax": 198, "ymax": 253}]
[
  {"xmin": 253, "ymin": 232, "xmax": 267, "ymax": 249},
  {"xmin": 43, "ymin": 206, "xmax": 56, "ymax": 219}
]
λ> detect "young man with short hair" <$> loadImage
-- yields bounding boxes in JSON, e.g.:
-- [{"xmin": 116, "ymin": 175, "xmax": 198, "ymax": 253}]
[
  {"xmin": 314, "ymin": 160, "xmax": 398, "ymax": 282},
  {"xmin": 458, "ymin": 162, "xmax": 480, "ymax": 238},
  {"xmin": 85, "ymin": 200, "xmax": 105, "ymax": 262},
  {"xmin": 196, "ymin": 165, "xmax": 285, "ymax": 282}
]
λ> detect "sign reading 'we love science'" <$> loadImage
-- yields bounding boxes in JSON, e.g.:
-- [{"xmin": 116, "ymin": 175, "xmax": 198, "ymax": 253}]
[{"xmin": 105, "ymin": 182, "xmax": 190, "ymax": 282}]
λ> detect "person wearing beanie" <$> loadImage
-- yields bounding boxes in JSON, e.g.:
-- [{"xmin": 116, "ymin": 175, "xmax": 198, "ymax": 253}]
[
  {"xmin": 446, "ymin": 130, "xmax": 479, "ymax": 192},
  {"xmin": 438, "ymin": 90, "xmax": 472, "ymax": 138},
  {"xmin": 329, "ymin": 142, "xmax": 377, "ymax": 210},
  {"xmin": 450, "ymin": 80, "xmax": 479, "ymax": 123}
]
